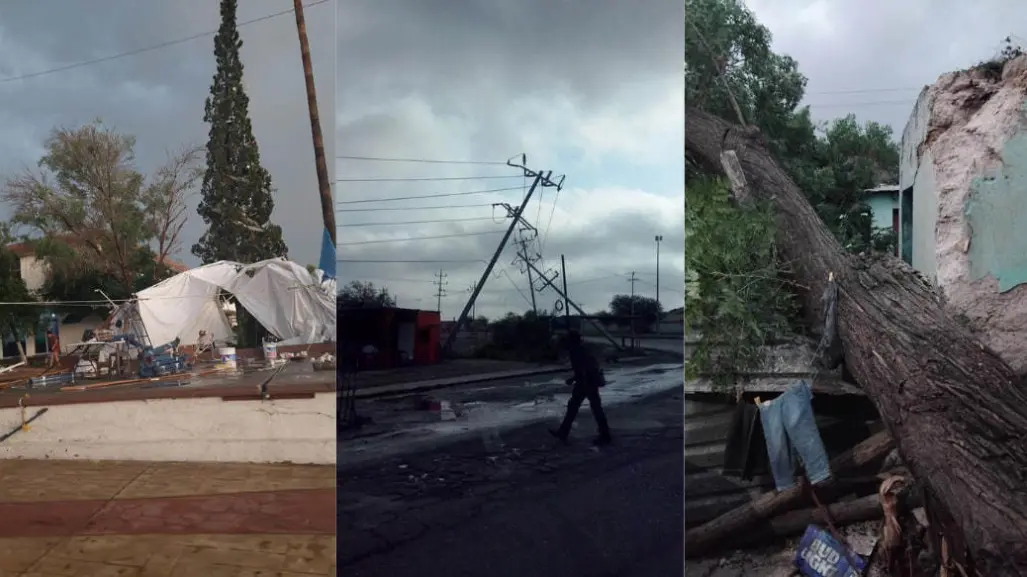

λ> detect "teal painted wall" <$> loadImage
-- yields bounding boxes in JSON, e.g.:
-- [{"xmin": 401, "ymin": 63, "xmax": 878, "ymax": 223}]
[
  {"xmin": 966, "ymin": 123, "xmax": 1027, "ymax": 293},
  {"xmin": 866, "ymin": 192, "xmax": 897, "ymax": 232}
]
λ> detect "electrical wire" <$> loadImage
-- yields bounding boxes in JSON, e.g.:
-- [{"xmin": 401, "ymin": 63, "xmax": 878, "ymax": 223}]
[
  {"xmin": 540, "ymin": 185, "xmax": 561, "ymax": 254},
  {"xmin": 337, "ymin": 203, "xmax": 497, "ymax": 212},
  {"xmin": 336, "ymin": 175, "xmax": 521, "ymax": 183},
  {"xmin": 336, "ymin": 186, "xmax": 522, "ymax": 205},
  {"xmin": 337, "ymin": 155, "xmax": 506, "ymax": 166},
  {"xmin": 338, "ymin": 230, "xmax": 505, "ymax": 247},
  {"xmin": 340, "ymin": 216, "xmax": 508, "ymax": 227},
  {"xmin": 0, "ymin": 0, "xmax": 330, "ymax": 85}
]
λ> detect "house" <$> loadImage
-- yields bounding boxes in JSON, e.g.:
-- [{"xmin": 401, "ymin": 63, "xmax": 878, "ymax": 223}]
[
  {"xmin": 898, "ymin": 54, "xmax": 1027, "ymax": 371},
  {"xmin": 1, "ymin": 237, "xmax": 188, "ymax": 358},
  {"xmin": 864, "ymin": 184, "xmax": 901, "ymax": 257}
]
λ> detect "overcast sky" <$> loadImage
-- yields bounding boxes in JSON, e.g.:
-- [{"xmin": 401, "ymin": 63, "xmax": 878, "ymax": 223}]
[
  {"xmin": 0, "ymin": 0, "xmax": 334, "ymax": 269},
  {"xmin": 337, "ymin": 0, "xmax": 685, "ymax": 320},
  {"xmin": 747, "ymin": 0, "xmax": 1024, "ymax": 136}
]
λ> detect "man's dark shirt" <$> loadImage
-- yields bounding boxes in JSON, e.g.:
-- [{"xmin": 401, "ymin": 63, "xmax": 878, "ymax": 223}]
[{"xmin": 568, "ymin": 345, "xmax": 599, "ymax": 389}]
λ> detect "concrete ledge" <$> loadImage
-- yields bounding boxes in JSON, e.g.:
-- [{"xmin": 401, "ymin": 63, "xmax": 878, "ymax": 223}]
[
  {"xmin": 0, "ymin": 393, "xmax": 336, "ymax": 464},
  {"xmin": 0, "ymin": 379, "xmax": 336, "ymax": 409}
]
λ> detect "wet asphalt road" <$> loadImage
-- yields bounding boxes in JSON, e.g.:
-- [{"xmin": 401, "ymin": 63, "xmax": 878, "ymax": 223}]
[{"xmin": 340, "ymin": 390, "xmax": 684, "ymax": 577}]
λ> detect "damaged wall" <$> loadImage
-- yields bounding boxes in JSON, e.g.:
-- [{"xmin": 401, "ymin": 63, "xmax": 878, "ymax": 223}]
[{"xmin": 899, "ymin": 55, "xmax": 1027, "ymax": 372}]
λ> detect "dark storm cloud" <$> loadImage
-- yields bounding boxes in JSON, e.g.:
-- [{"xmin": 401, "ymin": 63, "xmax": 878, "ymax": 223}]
[
  {"xmin": 0, "ymin": 0, "xmax": 334, "ymax": 267},
  {"xmin": 337, "ymin": 0, "xmax": 685, "ymax": 317},
  {"xmin": 748, "ymin": 0, "xmax": 1025, "ymax": 134}
]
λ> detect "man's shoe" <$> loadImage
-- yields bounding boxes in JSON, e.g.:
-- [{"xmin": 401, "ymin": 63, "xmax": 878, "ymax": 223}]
[
  {"xmin": 593, "ymin": 436, "xmax": 613, "ymax": 446},
  {"xmin": 549, "ymin": 428, "xmax": 569, "ymax": 442}
]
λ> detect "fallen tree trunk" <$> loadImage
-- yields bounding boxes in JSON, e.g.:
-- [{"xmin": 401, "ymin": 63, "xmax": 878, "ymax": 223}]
[
  {"xmin": 686, "ymin": 107, "xmax": 1027, "ymax": 574},
  {"xmin": 686, "ymin": 430, "xmax": 893, "ymax": 557}
]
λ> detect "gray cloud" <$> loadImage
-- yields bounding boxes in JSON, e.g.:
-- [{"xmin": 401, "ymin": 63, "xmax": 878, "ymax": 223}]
[
  {"xmin": 0, "ymin": 0, "xmax": 335, "ymax": 268},
  {"xmin": 747, "ymin": 0, "xmax": 1024, "ymax": 134},
  {"xmin": 337, "ymin": 0, "xmax": 685, "ymax": 319}
]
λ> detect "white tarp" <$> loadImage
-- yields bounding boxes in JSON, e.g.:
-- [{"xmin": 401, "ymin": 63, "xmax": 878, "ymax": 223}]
[{"xmin": 133, "ymin": 258, "xmax": 335, "ymax": 346}]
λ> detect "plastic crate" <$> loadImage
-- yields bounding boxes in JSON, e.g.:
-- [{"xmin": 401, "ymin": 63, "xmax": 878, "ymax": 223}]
[{"xmin": 794, "ymin": 525, "xmax": 867, "ymax": 577}]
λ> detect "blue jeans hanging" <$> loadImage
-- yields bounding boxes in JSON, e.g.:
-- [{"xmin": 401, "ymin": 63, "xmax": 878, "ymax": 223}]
[{"xmin": 759, "ymin": 380, "xmax": 832, "ymax": 491}]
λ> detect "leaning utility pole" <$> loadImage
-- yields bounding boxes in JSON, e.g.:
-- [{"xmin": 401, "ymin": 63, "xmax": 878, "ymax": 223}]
[
  {"xmin": 292, "ymin": 0, "xmax": 336, "ymax": 244},
  {"xmin": 466, "ymin": 283, "xmax": 477, "ymax": 319},
  {"xmin": 441, "ymin": 155, "xmax": 564, "ymax": 354},
  {"xmin": 516, "ymin": 235, "xmax": 538, "ymax": 314},
  {"xmin": 433, "ymin": 270, "xmax": 448, "ymax": 314}
]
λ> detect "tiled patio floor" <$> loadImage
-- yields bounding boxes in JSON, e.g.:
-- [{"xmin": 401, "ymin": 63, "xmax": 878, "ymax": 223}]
[{"xmin": 0, "ymin": 459, "xmax": 335, "ymax": 576}]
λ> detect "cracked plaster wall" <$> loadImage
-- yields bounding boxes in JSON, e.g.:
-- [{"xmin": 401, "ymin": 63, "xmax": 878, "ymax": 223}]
[
  {"xmin": 0, "ymin": 393, "xmax": 335, "ymax": 463},
  {"xmin": 899, "ymin": 55, "xmax": 1027, "ymax": 371}
]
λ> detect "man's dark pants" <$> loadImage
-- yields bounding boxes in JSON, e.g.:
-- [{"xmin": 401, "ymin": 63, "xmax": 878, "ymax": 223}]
[{"xmin": 556, "ymin": 384, "xmax": 611, "ymax": 440}]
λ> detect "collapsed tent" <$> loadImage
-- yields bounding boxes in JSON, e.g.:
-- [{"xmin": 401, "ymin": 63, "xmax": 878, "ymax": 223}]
[{"xmin": 112, "ymin": 258, "xmax": 335, "ymax": 347}]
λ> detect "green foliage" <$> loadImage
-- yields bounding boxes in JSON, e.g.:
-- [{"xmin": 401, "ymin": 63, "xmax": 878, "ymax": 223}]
[
  {"xmin": 337, "ymin": 281, "xmax": 396, "ymax": 309},
  {"xmin": 608, "ymin": 294, "xmax": 663, "ymax": 332},
  {"xmin": 38, "ymin": 242, "xmax": 178, "ymax": 309},
  {"xmin": 0, "ymin": 225, "xmax": 40, "ymax": 358},
  {"xmin": 476, "ymin": 310, "xmax": 559, "ymax": 363},
  {"xmin": 685, "ymin": 0, "xmax": 901, "ymax": 383},
  {"xmin": 193, "ymin": 0, "xmax": 288, "ymax": 265},
  {"xmin": 684, "ymin": 178, "xmax": 796, "ymax": 385},
  {"xmin": 1, "ymin": 121, "xmax": 198, "ymax": 294}
]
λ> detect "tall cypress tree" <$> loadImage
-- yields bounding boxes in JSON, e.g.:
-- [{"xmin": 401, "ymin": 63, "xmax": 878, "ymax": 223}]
[{"xmin": 193, "ymin": 0, "xmax": 288, "ymax": 265}]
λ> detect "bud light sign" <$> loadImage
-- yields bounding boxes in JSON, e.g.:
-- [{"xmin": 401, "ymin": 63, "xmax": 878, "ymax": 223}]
[{"xmin": 795, "ymin": 525, "xmax": 866, "ymax": 577}]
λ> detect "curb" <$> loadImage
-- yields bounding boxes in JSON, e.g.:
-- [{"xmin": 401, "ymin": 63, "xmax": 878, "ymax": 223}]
[{"xmin": 352, "ymin": 367, "xmax": 568, "ymax": 400}]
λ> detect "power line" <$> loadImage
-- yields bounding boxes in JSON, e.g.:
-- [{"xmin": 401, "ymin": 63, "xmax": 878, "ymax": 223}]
[
  {"xmin": 336, "ymin": 186, "xmax": 522, "ymax": 205},
  {"xmin": 0, "ymin": 0, "xmax": 330, "ymax": 85},
  {"xmin": 806, "ymin": 86, "xmax": 922, "ymax": 96},
  {"xmin": 338, "ymin": 230, "xmax": 505, "ymax": 247},
  {"xmin": 336, "ymin": 175, "xmax": 521, "ymax": 183},
  {"xmin": 340, "ymin": 216, "xmax": 507, "ymax": 227},
  {"xmin": 337, "ymin": 203, "xmax": 497, "ymax": 212},
  {"xmin": 337, "ymin": 155, "xmax": 506, "ymax": 166},
  {"xmin": 805, "ymin": 98, "xmax": 915, "ymax": 109}
]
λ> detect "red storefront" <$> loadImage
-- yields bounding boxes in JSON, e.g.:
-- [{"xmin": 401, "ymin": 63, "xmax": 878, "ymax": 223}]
[{"xmin": 338, "ymin": 307, "xmax": 440, "ymax": 369}]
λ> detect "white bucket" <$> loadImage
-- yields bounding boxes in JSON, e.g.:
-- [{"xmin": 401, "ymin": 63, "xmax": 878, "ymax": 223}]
[
  {"xmin": 262, "ymin": 340, "xmax": 278, "ymax": 361},
  {"xmin": 218, "ymin": 346, "xmax": 237, "ymax": 369}
]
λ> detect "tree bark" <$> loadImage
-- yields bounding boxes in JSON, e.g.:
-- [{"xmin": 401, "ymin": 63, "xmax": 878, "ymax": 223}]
[
  {"xmin": 685, "ymin": 430, "xmax": 893, "ymax": 557},
  {"xmin": 686, "ymin": 106, "xmax": 1027, "ymax": 574}
]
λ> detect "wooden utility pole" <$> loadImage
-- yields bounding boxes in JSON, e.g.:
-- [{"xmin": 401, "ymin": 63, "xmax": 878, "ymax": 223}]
[
  {"xmin": 432, "ymin": 270, "xmax": 448, "ymax": 314},
  {"xmin": 292, "ymin": 0, "xmax": 336, "ymax": 244}
]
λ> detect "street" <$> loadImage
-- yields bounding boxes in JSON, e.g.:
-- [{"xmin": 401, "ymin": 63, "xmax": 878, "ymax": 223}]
[
  {"xmin": 339, "ymin": 382, "xmax": 684, "ymax": 577},
  {"xmin": 340, "ymin": 358, "xmax": 683, "ymax": 467}
]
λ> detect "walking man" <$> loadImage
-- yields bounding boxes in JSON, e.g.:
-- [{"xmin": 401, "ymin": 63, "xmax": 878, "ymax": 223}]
[{"xmin": 550, "ymin": 330, "xmax": 612, "ymax": 446}]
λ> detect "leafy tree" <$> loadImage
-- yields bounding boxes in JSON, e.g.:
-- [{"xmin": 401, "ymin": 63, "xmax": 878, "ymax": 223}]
[
  {"xmin": 608, "ymin": 294, "xmax": 663, "ymax": 333},
  {"xmin": 192, "ymin": 0, "xmax": 287, "ymax": 265},
  {"xmin": 1, "ymin": 121, "xmax": 199, "ymax": 294},
  {"xmin": 193, "ymin": 0, "xmax": 288, "ymax": 348},
  {"xmin": 0, "ymin": 225, "xmax": 41, "ymax": 362},
  {"xmin": 685, "ymin": 0, "xmax": 900, "ymax": 383},
  {"xmin": 337, "ymin": 281, "xmax": 396, "ymax": 309},
  {"xmin": 39, "ymin": 242, "xmax": 178, "ymax": 308}
]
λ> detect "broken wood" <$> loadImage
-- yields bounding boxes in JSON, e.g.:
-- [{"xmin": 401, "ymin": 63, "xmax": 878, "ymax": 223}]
[
  {"xmin": 685, "ymin": 430, "xmax": 893, "ymax": 557},
  {"xmin": 686, "ymin": 106, "xmax": 1027, "ymax": 574},
  {"xmin": 749, "ymin": 492, "xmax": 921, "ymax": 547}
]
